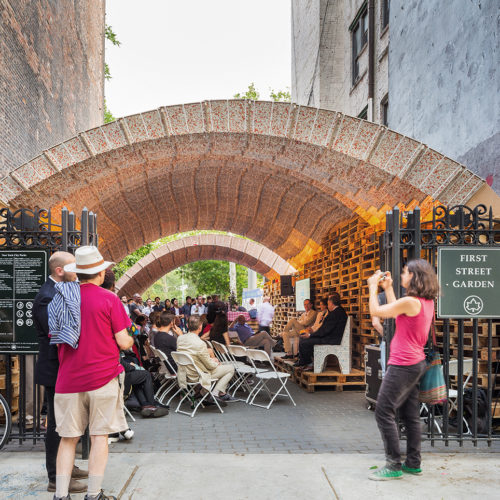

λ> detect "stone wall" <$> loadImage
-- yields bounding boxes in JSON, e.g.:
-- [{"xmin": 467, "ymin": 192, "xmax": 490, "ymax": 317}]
[
  {"xmin": 388, "ymin": 0, "xmax": 499, "ymax": 193},
  {"xmin": 0, "ymin": 0, "xmax": 105, "ymax": 178}
]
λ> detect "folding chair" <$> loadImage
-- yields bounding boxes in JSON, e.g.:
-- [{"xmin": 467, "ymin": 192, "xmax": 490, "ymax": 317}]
[
  {"xmin": 150, "ymin": 346, "xmax": 183, "ymax": 406},
  {"xmin": 171, "ymin": 351, "xmax": 225, "ymax": 417},
  {"xmin": 245, "ymin": 348, "xmax": 296, "ymax": 409},
  {"xmin": 447, "ymin": 358, "xmax": 473, "ymax": 434}
]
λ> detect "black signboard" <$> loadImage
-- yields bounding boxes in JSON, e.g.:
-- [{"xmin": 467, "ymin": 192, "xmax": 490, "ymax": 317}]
[
  {"xmin": 438, "ymin": 247, "xmax": 500, "ymax": 318},
  {"xmin": 0, "ymin": 250, "xmax": 48, "ymax": 352}
]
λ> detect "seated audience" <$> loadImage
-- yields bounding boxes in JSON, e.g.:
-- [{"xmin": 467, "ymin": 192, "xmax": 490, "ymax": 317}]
[
  {"xmin": 120, "ymin": 350, "xmax": 168, "ymax": 418},
  {"xmin": 294, "ymin": 292, "xmax": 347, "ymax": 368},
  {"xmin": 305, "ymin": 298, "xmax": 328, "ymax": 334},
  {"xmin": 281, "ymin": 299, "xmax": 317, "ymax": 359},
  {"xmin": 153, "ymin": 296, "xmax": 164, "ymax": 312},
  {"xmin": 143, "ymin": 298, "xmax": 154, "ymax": 316},
  {"xmin": 154, "ymin": 312, "xmax": 183, "ymax": 372},
  {"xmin": 229, "ymin": 315, "xmax": 276, "ymax": 357},
  {"xmin": 176, "ymin": 316, "xmax": 236, "ymax": 404},
  {"xmin": 148, "ymin": 310, "xmax": 161, "ymax": 347},
  {"xmin": 206, "ymin": 306, "xmax": 231, "ymax": 345}
]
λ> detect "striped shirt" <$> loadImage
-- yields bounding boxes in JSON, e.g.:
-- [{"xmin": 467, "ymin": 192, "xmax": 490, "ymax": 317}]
[{"xmin": 48, "ymin": 281, "xmax": 81, "ymax": 349}]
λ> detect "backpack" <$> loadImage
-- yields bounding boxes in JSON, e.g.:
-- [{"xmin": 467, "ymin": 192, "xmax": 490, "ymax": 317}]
[{"xmin": 463, "ymin": 387, "xmax": 488, "ymax": 434}]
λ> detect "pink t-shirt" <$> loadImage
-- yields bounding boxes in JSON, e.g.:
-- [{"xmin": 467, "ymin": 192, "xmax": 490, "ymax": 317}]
[
  {"xmin": 56, "ymin": 284, "xmax": 131, "ymax": 394},
  {"xmin": 388, "ymin": 297, "xmax": 434, "ymax": 366}
]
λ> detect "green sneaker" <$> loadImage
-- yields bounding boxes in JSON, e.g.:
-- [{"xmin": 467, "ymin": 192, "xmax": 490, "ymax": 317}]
[
  {"xmin": 369, "ymin": 467, "xmax": 403, "ymax": 481},
  {"xmin": 402, "ymin": 464, "xmax": 422, "ymax": 475}
]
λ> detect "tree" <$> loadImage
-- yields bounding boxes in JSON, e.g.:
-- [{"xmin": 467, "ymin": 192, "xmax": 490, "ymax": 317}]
[{"xmin": 234, "ymin": 83, "xmax": 291, "ymax": 102}]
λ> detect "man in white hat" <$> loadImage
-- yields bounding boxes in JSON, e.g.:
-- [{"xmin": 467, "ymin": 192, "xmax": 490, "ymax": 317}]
[{"xmin": 53, "ymin": 246, "xmax": 134, "ymax": 500}]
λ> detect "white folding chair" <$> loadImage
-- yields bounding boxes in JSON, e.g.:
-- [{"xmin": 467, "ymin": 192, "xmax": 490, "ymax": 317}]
[
  {"xmin": 225, "ymin": 344, "xmax": 266, "ymax": 398},
  {"xmin": 171, "ymin": 351, "xmax": 225, "ymax": 417},
  {"xmin": 150, "ymin": 346, "xmax": 183, "ymax": 406},
  {"xmin": 245, "ymin": 348, "xmax": 296, "ymax": 409},
  {"xmin": 447, "ymin": 358, "xmax": 473, "ymax": 434}
]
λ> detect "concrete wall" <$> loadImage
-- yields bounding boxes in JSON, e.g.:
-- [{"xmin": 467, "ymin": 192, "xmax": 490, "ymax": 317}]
[
  {"xmin": 0, "ymin": 0, "xmax": 105, "ymax": 177},
  {"xmin": 389, "ymin": 0, "xmax": 499, "ymax": 194}
]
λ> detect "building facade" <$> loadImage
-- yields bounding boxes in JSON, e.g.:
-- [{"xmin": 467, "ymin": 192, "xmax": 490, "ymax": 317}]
[
  {"xmin": 291, "ymin": 0, "xmax": 499, "ymax": 194},
  {"xmin": 0, "ymin": 0, "xmax": 105, "ymax": 178}
]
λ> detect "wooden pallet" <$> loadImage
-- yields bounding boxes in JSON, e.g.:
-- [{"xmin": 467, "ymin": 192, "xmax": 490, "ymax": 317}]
[
  {"xmin": 298, "ymin": 368, "xmax": 366, "ymax": 393},
  {"xmin": 274, "ymin": 356, "xmax": 300, "ymax": 382}
]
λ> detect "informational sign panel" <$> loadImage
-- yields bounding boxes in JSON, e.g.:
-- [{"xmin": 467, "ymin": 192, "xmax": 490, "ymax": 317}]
[
  {"xmin": 438, "ymin": 247, "xmax": 500, "ymax": 318},
  {"xmin": 295, "ymin": 278, "xmax": 311, "ymax": 312},
  {"xmin": 0, "ymin": 250, "xmax": 48, "ymax": 352},
  {"xmin": 242, "ymin": 288, "xmax": 263, "ymax": 300}
]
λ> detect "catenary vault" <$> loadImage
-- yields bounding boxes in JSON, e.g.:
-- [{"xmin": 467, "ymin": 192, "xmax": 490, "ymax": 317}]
[
  {"xmin": 0, "ymin": 100, "xmax": 485, "ymax": 267},
  {"xmin": 115, "ymin": 233, "xmax": 296, "ymax": 296}
]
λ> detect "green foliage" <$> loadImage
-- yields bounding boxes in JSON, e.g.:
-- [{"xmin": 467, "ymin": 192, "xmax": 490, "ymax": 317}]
[
  {"xmin": 104, "ymin": 100, "xmax": 115, "ymax": 123},
  {"xmin": 234, "ymin": 83, "xmax": 291, "ymax": 102},
  {"xmin": 143, "ymin": 261, "xmax": 252, "ymax": 303},
  {"xmin": 270, "ymin": 88, "xmax": 291, "ymax": 102},
  {"xmin": 234, "ymin": 82, "xmax": 260, "ymax": 100},
  {"xmin": 105, "ymin": 25, "xmax": 121, "ymax": 47}
]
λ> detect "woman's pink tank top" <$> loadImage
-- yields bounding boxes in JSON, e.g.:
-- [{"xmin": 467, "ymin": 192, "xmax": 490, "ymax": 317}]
[{"xmin": 388, "ymin": 297, "xmax": 434, "ymax": 366}]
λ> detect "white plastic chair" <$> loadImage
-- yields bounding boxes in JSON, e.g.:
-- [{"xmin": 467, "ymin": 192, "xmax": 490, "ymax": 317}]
[
  {"xmin": 245, "ymin": 348, "xmax": 296, "ymax": 410},
  {"xmin": 150, "ymin": 345, "xmax": 183, "ymax": 406},
  {"xmin": 226, "ymin": 344, "xmax": 267, "ymax": 398},
  {"xmin": 171, "ymin": 351, "xmax": 225, "ymax": 417}
]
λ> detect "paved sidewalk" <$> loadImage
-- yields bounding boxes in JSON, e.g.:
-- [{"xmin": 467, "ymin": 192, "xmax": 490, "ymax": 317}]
[{"xmin": 1, "ymin": 451, "xmax": 499, "ymax": 499}]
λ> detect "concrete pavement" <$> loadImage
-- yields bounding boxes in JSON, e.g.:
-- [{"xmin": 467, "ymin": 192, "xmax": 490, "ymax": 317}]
[{"xmin": 1, "ymin": 451, "xmax": 499, "ymax": 499}]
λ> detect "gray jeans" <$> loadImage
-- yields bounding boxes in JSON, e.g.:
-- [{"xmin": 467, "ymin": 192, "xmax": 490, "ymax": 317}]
[{"xmin": 375, "ymin": 360, "xmax": 427, "ymax": 470}]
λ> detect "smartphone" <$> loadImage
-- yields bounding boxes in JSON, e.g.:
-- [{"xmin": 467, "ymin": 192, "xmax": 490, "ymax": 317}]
[{"xmin": 378, "ymin": 272, "xmax": 388, "ymax": 282}]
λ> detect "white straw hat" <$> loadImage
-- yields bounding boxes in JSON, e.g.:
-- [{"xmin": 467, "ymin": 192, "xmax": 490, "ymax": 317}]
[{"xmin": 64, "ymin": 246, "xmax": 114, "ymax": 274}]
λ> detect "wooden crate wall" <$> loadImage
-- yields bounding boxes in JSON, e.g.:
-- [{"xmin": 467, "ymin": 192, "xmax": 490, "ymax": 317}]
[{"xmin": 265, "ymin": 216, "xmax": 380, "ymax": 369}]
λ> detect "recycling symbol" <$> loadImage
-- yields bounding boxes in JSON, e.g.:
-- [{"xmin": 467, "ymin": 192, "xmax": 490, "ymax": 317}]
[{"xmin": 464, "ymin": 295, "xmax": 483, "ymax": 316}]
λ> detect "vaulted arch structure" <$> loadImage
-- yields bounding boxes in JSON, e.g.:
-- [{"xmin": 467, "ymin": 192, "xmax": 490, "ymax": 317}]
[
  {"xmin": 115, "ymin": 233, "xmax": 296, "ymax": 296},
  {"xmin": 0, "ymin": 100, "xmax": 485, "ymax": 266}
]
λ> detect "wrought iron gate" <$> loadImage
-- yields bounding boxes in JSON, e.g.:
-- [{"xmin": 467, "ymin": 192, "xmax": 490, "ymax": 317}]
[
  {"xmin": 0, "ymin": 206, "xmax": 97, "ymax": 446},
  {"xmin": 381, "ymin": 204, "xmax": 500, "ymax": 446}
]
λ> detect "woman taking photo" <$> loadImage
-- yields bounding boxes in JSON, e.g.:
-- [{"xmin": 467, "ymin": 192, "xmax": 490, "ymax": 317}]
[{"xmin": 367, "ymin": 259, "xmax": 439, "ymax": 480}]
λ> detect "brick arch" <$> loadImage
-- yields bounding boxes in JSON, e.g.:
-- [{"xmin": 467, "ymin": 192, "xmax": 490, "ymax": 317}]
[
  {"xmin": 115, "ymin": 233, "xmax": 296, "ymax": 296},
  {"xmin": 0, "ymin": 100, "xmax": 484, "ymax": 266}
]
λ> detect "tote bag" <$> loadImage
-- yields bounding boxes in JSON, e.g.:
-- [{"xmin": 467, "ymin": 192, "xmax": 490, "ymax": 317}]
[{"xmin": 418, "ymin": 316, "xmax": 447, "ymax": 405}]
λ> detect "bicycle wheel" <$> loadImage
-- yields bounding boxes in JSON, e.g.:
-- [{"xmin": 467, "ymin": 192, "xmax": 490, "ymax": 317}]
[{"xmin": 0, "ymin": 393, "xmax": 12, "ymax": 450}]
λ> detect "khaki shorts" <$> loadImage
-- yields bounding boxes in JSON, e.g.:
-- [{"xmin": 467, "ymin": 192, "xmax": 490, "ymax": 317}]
[{"xmin": 54, "ymin": 374, "xmax": 127, "ymax": 437}]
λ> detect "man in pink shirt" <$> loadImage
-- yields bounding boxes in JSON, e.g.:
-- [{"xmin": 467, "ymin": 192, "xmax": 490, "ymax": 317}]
[{"xmin": 53, "ymin": 246, "xmax": 133, "ymax": 500}]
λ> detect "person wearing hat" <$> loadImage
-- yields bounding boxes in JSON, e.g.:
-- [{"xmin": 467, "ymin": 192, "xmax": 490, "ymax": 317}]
[{"xmin": 53, "ymin": 246, "xmax": 134, "ymax": 500}]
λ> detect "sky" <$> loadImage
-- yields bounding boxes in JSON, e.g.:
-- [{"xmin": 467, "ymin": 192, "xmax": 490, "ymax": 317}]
[{"xmin": 105, "ymin": 0, "xmax": 291, "ymax": 118}]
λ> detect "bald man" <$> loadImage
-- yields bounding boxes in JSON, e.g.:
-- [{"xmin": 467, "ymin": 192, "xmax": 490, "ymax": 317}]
[{"xmin": 33, "ymin": 251, "xmax": 88, "ymax": 493}]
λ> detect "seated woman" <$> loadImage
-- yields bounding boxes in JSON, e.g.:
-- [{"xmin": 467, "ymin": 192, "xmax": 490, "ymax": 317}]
[{"xmin": 205, "ymin": 308, "xmax": 231, "ymax": 346}]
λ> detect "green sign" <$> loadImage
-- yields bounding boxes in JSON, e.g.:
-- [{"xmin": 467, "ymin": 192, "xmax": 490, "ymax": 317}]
[
  {"xmin": 438, "ymin": 247, "xmax": 500, "ymax": 318},
  {"xmin": 0, "ymin": 250, "xmax": 48, "ymax": 353}
]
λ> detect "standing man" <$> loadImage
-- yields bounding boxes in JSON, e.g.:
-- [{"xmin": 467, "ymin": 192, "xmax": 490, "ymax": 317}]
[
  {"xmin": 248, "ymin": 298, "xmax": 258, "ymax": 319},
  {"xmin": 257, "ymin": 296, "xmax": 274, "ymax": 334},
  {"xmin": 129, "ymin": 294, "xmax": 143, "ymax": 321},
  {"xmin": 52, "ymin": 246, "xmax": 133, "ymax": 500},
  {"xmin": 33, "ymin": 251, "xmax": 88, "ymax": 494},
  {"xmin": 190, "ymin": 295, "xmax": 206, "ymax": 316},
  {"xmin": 152, "ymin": 297, "xmax": 164, "ymax": 312},
  {"xmin": 281, "ymin": 299, "xmax": 317, "ymax": 359}
]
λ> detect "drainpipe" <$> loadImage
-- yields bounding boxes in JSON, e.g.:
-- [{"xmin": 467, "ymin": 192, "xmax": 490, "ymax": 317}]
[{"xmin": 368, "ymin": 0, "xmax": 375, "ymax": 121}]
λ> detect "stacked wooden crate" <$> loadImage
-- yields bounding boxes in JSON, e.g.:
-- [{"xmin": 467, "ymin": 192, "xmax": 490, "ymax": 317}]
[
  {"xmin": 267, "ymin": 216, "xmax": 381, "ymax": 370},
  {"xmin": 263, "ymin": 280, "xmax": 299, "ymax": 336},
  {"xmin": 0, "ymin": 356, "xmax": 20, "ymax": 416}
]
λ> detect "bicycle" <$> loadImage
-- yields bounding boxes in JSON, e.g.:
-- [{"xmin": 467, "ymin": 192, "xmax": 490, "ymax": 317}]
[{"xmin": 0, "ymin": 392, "xmax": 12, "ymax": 450}]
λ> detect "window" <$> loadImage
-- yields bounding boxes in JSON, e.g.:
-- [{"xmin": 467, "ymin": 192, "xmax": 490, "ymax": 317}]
[
  {"xmin": 381, "ymin": 95, "xmax": 389, "ymax": 126},
  {"xmin": 358, "ymin": 105, "xmax": 368, "ymax": 120},
  {"xmin": 351, "ymin": 5, "xmax": 368, "ymax": 85},
  {"xmin": 381, "ymin": 0, "xmax": 390, "ymax": 30}
]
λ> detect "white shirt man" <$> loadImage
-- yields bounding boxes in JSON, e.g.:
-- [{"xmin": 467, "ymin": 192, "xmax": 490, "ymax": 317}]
[
  {"xmin": 257, "ymin": 297, "xmax": 274, "ymax": 333},
  {"xmin": 190, "ymin": 296, "xmax": 207, "ymax": 316}
]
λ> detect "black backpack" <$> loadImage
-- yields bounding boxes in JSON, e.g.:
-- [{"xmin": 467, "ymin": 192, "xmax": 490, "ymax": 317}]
[{"xmin": 463, "ymin": 387, "xmax": 488, "ymax": 434}]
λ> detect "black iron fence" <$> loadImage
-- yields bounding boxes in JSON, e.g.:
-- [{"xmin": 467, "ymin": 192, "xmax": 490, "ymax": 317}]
[
  {"xmin": 0, "ymin": 206, "xmax": 97, "ymax": 447},
  {"xmin": 381, "ymin": 204, "xmax": 500, "ymax": 446}
]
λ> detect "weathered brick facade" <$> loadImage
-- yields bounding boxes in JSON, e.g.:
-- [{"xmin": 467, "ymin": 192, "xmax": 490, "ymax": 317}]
[{"xmin": 0, "ymin": 0, "xmax": 105, "ymax": 178}]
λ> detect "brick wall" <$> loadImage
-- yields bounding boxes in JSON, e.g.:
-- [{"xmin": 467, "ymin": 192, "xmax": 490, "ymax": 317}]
[{"xmin": 0, "ymin": 0, "xmax": 105, "ymax": 177}]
